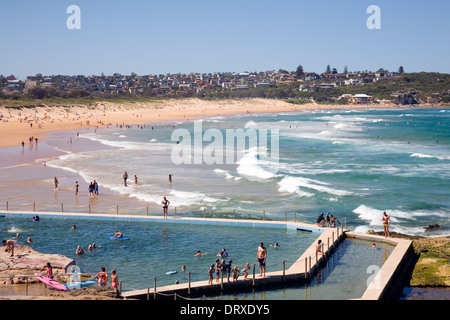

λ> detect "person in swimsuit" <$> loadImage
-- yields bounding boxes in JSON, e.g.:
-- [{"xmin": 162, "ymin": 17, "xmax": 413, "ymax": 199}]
[
  {"xmin": 256, "ymin": 242, "xmax": 267, "ymax": 278},
  {"xmin": 316, "ymin": 213, "xmax": 325, "ymax": 227},
  {"xmin": 215, "ymin": 259, "xmax": 221, "ymax": 284},
  {"xmin": 382, "ymin": 211, "xmax": 390, "ymax": 238},
  {"xmin": 110, "ymin": 269, "xmax": 119, "ymax": 291},
  {"xmin": 112, "ymin": 230, "xmax": 123, "ymax": 239},
  {"xmin": 75, "ymin": 181, "xmax": 79, "ymax": 196},
  {"xmin": 76, "ymin": 245, "xmax": 85, "ymax": 255},
  {"xmin": 316, "ymin": 240, "xmax": 323, "ymax": 254},
  {"xmin": 123, "ymin": 172, "xmax": 128, "ymax": 186},
  {"xmin": 45, "ymin": 262, "xmax": 53, "ymax": 279},
  {"xmin": 2, "ymin": 239, "xmax": 17, "ymax": 257},
  {"xmin": 96, "ymin": 267, "xmax": 108, "ymax": 287},
  {"xmin": 241, "ymin": 262, "xmax": 250, "ymax": 280},
  {"xmin": 217, "ymin": 248, "xmax": 228, "ymax": 257},
  {"xmin": 161, "ymin": 197, "xmax": 170, "ymax": 219},
  {"xmin": 208, "ymin": 264, "xmax": 215, "ymax": 285}
]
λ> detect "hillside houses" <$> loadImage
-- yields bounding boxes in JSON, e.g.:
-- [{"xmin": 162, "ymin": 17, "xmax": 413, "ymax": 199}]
[{"xmin": 0, "ymin": 69, "xmax": 399, "ymax": 98}]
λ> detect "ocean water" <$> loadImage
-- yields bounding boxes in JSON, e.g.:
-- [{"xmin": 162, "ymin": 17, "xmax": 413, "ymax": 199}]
[{"xmin": 0, "ymin": 107, "xmax": 449, "ymax": 237}]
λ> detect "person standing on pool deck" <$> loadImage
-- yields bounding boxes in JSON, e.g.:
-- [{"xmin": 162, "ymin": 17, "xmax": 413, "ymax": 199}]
[
  {"xmin": 382, "ymin": 211, "xmax": 390, "ymax": 238},
  {"xmin": 256, "ymin": 242, "xmax": 267, "ymax": 278},
  {"xmin": 161, "ymin": 196, "xmax": 170, "ymax": 218}
]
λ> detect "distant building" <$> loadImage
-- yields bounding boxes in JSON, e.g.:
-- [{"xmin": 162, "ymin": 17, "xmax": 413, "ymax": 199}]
[{"xmin": 349, "ymin": 94, "xmax": 373, "ymax": 104}]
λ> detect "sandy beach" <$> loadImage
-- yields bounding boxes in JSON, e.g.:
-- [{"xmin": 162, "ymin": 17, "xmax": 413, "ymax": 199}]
[{"xmin": 0, "ymin": 98, "xmax": 406, "ymax": 149}]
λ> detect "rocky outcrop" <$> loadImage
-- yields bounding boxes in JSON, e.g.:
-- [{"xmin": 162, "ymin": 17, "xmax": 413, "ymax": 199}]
[{"xmin": 0, "ymin": 245, "xmax": 75, "ymax": 285}]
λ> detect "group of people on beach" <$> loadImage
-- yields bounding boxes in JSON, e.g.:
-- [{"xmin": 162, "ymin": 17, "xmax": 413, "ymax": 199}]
[
  {"xmin": 21, "ymin": 136, "xmax": 39, "ymax": 148},
  {"xmin": 88, "ymin": 181, "xmax": 99, "ymax": 196}
]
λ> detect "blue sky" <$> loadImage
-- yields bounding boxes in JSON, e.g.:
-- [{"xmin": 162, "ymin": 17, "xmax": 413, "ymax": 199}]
[{"xmin": 1, "ymin": 0, "xmax": 449, "ymax": 79}]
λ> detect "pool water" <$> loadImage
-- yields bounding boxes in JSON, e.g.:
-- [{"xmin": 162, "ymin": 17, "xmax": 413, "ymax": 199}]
[
  {"xmin": 210, "ymin": 238, "xmax": 394, "ymax": 300},
  {"xmin": 0, "ymin": 216, "xmax": 319, "ymax": 290}
]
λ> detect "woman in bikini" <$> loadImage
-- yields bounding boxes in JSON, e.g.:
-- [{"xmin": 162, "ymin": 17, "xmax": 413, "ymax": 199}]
[
  {"xmin": 161, "ymin": 197, "xmax": 170, "ymax": 219},
  {"xmin": 382, "ymin": 211, "xmax": 390, "ymax": 238}
]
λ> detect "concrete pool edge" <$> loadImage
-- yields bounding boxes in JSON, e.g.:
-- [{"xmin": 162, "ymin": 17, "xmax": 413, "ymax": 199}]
[
  {"xmin": 1, "ymin": 211, "xmax": 414, "ymax": 300},
  {"xmin": 346, "ymin": 232, "xmax": 415, "ymax": 300}
]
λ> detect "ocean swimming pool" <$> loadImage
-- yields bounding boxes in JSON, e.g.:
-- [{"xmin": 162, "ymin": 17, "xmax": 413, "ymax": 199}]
[
  {"xmin": 0, "ymin": 215, "xmax": 319, "ymax": 290},
  {"xmin": 211, "ymin": 237, "xmax": 394, "ymax": 300},
  {"xmin": 0, "ymin": 214, "xmax": 395, "ymax": 299}
]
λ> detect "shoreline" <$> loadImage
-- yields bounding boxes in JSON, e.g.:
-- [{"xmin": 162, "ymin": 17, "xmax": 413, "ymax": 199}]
[{"xmin": 1, "ymin": 98, "xmax": 446, "ymax": 149}]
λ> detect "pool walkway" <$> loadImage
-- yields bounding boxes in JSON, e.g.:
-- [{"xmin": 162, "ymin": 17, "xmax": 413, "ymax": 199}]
[{"xmin": 1, "ymin": 210, "xmax": 414, "ymax": 300}]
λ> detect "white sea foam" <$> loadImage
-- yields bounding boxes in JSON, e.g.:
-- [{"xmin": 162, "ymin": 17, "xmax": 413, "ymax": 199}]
[
  {"xmin": 236, "ymin": 148, "xmax": 278, "ymax": 180},
  {"xmin": 277, "ymin": 176, "xmax": 354, "ymax": 197},
  {"xmin": 80, "ymin": 134, "xmax": 171, "ymax": 151},
  {"xmin": 214, "ymin": 168, "xmax": 241, "ymax": 180},
  {"xmin": 244, "ymin": 120, "xmax": 258, "ymax": 128},
  {"xmin": 410, "ymin": 153, "xmax": 450, "ymax": 160},
  {"xmin": 353, "ymin": 205, "xmax": 448, "ymax": 228}
]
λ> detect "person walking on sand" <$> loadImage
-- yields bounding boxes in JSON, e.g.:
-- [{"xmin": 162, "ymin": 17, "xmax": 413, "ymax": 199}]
[
  {"xmin": 161, "ymin": 196, "xmax": 170, "ymax": 218},
  {"xmin": 75, "ymin": 181, "xmax": 79, "ymax": 196},
  {"xmin": 54, "ymin": 177, "xmax": 59, "ymax": 189},
  {"xmin": 256, "ymin": 242, "xmax": 267, "ymax": 278},
  {"xmin": 382, "ymin": 211, "xmax": 390, "ymax": 238}
]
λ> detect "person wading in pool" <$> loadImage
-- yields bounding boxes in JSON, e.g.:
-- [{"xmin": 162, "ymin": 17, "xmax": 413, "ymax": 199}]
[{"xmin": 161, "ymin": 197, "xmax": 170, "ymax": 219}]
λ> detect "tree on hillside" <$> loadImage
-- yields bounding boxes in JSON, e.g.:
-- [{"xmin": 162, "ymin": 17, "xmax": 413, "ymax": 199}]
[
  {"xmin": 296, "ymin": 65, "xmax": 304, "ymax": 79},
  {"xmin": 344, "ymin": 65, "xmax": 348, "ymax": 74},
  {"xmin": 398, "ymin": 66, "xmax": 405, "ymax": 74},
  {"xmin": 326, "ymin": 65, "xmax": 331, "ymax": 73}
]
